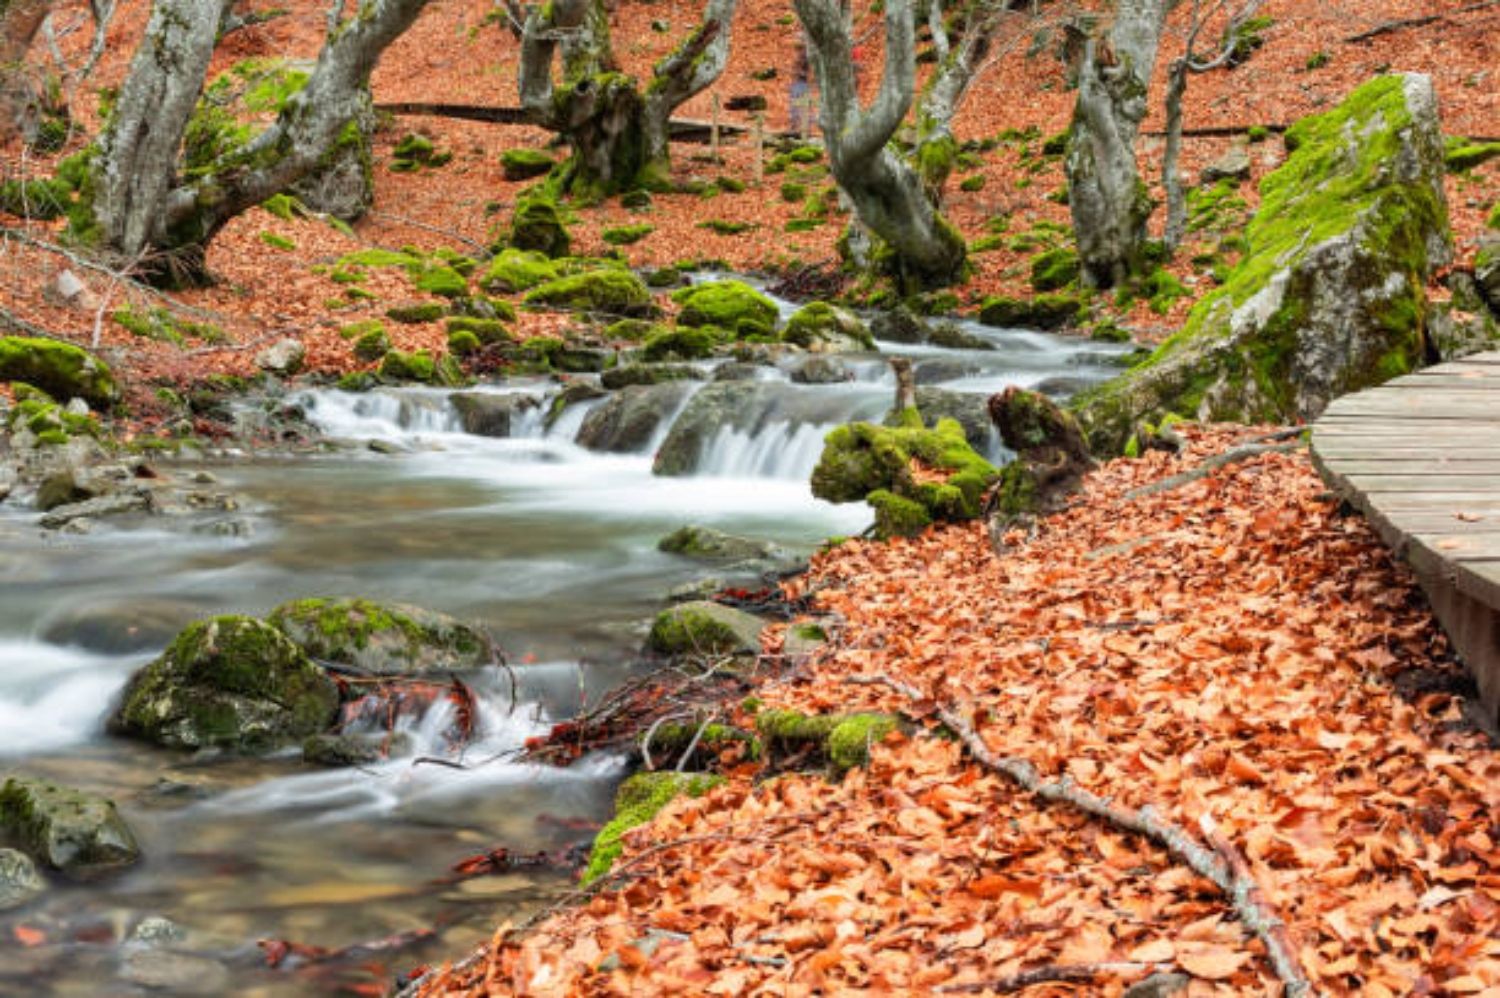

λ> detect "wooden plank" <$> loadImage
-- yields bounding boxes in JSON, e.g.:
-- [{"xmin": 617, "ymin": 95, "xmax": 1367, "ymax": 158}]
[
  {"xmin": 1457, "ymin": 560, "xmax": 1500, "ymax": 609},
  {"xmin": 1346, "ymin": 475, "xmax": 1500, "ymax": 492},
  {"xmin": 1311, "ymin": 447, "xmax": 1500, "ymax": 461},
  {"xmin": 1381, "ymin": 376, "xmax": 1500, "ymax": 389},
  {"xmin": 1410, "ymin": 533, "xmax": 1500, "ymax": 561},
  {"xmin": 1322, "ymin": 400, "xmax": 1500, "ymax": 420},
  {"xmin": 1326, "ymin": 460, "xmax": 1500, "ymax": 475}
]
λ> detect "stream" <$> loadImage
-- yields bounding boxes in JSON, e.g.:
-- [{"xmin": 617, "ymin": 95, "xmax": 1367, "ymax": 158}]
[{"xmin": 0, "ymin": 306, "xmax": 1128, "ymax": 995}]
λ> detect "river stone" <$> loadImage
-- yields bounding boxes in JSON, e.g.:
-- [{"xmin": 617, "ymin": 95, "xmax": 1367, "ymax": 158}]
[
  {"xmin": 268, "ymin": 597, "xmax": 494, "ymax": 675},
  {"xmin": 599, "ymin": 363, "xmax": 701, "ymax": 390},
  {"xmin": 0, "ymin": 778, "xmax": 140, "ymax": 879},
  {"xmin": 576, "ymin": 381, "xmax": 696, "ymax": 453},
  {"xmin": 780, "ymin": 302, "xmax": 875, "ymax": 353},
  {"xmin": 658, "ymin": 525, "xmax": 784, "ymax": 562},
  {"xmin": 712, "ymin": 361, "xmax": 766, "ymax": 381},
  {"xmin": 39, "ymin": 598, "xmax": 202, "ymax": 655},
  {"xmin": 450, "ymin": 392, "xmax": 540, "ymax": 437},
  {"xmin": 1476, "ymin": 235, "xmax": 1500, "ymax": 307},
  {"xmin": 647, "ymin": 601, "xmax": 765, "ymax": 657},
  {"xmin": 0, "ymin": 848, "xmax": 45, "ymax": 909},
  {"xmin": 927, "ymin": 322, "xmax": 993, "ymax": 351},
  {"xmin": 109, "ymin": 616, "xmax": 340, "ymax": 753},
  {"xmin": 869, "ymin": 306, "xmax": 929, "ymax": 344},
  {"xmin": 913, "ymin": 388, "xmax": 994, "ymax": 454},
  {"xmin": 39, "ymin": 491, "xmax": 149, "ymax": 529},
  {"xmin": 790, "ymin": 355, "xmax": 853, "ymax": 384},
  {"xmin": 1072, "ymin": 74, "xmax": 1452, "ymax": 453},
  {"xmin": 255, "ymin": 337, "xmax": 306, "ymax": 376},
  {"xmin": 120, "ymin": 948, "xmax": 231, "ymax": 993},
  {"xmin": 34, "ymin": 469, "xmax": 97, "ymax": 511},
  {"xmin": 303, "ymin": 732, "xmax": 409, "ymax": 767},
  {"xmin": 1201, "ymin": 142, "xmax": 1252, "ymax": 183}
]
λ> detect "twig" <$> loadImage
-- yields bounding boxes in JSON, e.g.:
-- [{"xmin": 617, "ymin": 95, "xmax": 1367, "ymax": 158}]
[
  {"xmin": 936, "ymin": 961, "xmax": 1171, "ymax": 993},
  {"xmin": 675, "ymin": 711, "xmax": 718, "ymax": 772},
  {"xmin": 1344, "ymin": 0, "xmax": 1499, "ymax": 43},
  {"xmin": 364, "ymin": 209, "xmax": 488, "ymax": 253},
  {"xmin": 847, "ymin": 672, "xmax": 1311, "ymax": 997},
  {"xmin": 640, "ymin": 710, "xmax": 691, "ymax": 771},
  {"xmin": 1122, "ymin": 440, "xmax": 1304, "ymax": 501}
]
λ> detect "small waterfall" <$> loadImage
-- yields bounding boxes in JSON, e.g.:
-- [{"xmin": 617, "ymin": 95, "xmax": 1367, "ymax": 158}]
[
  {"xmin": 300, "ymin": 388, "xmax": 462, "ymax": 439},
  {"xmin": 695, "ymin": 422, "xmax": 839, "ymax": 480}
]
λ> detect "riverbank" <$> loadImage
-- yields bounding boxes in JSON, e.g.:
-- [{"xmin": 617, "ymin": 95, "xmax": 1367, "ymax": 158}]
[{"xmin": 412, "ymin": 423, "xmax": 1499, "ymax": 996}]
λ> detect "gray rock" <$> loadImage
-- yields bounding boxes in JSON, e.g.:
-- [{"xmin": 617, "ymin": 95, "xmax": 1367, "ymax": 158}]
[
  {"xmin": 658, "ymin": 525, "xmax": 784, "ymax": 561},
  {"xmin": 1031, "ymin": 375, "xmax": 1097, "ymax": 399},
  {"xmin": 120, "ymin": 948, "xmax": 231, "ymax": 994},
  {"xmin": 544, "ymin": 381, "xmax": 609, "ymax": 431},
  {"xmin": 576, "ymin": 381, "xmax": 696, "ymax": 453},
  {"xmin": 1124, "ymin": 972, "xmax": 1190, "ymax": 998},
  {"xmin": 1201, "ymin": 142, "xmax": 1252, "ymax": 183},
  {"xmin": 600, "ymin": 364, "xmax": 701, "ymax": 390},
  {"xmin": 0, "ymin": 848, "xmax": 45, "ymax": 910},
  {"xmin": 39, "ymin": 491, "xmax": 149, "ymax": 529},
  {"xmin": 782, "ymin": 621, "xmax": 829, "ymax": 661},
  {"xmin": 647, "ymin": 600, "xmax": 765, "ymax": 657},
  {"xmin": 34, "ymin": 469, "xmax": 96, "ymax": 511},
  {"xmin": 255, "ymin": 337, "xmax": 306, "ymax": 376},
  {"xmin": 130, "ymin": 916, "xmax": 186, "ymax": 946},
  {"xmin": 268, "ymin": 597, "xmax": 495, "ymax": 675},
  {"xmin": 0, "ymin": 778, "xmax": 140, "ymax": 879},
  {"xmin": 912, "ymin": 358, "xmax": 980, "ymax": 385},
  {"xmin": 303, "ymin": 732, "xmax": 409, "ymax": 767},
  {"xmin": 41, "ymin": 599, "xmax": 204, "ymax": 655},
  {"xmin": 108, "ymin": 615, "xmax": 340, "ymax": 753},
  {"xmin": 1426, "ymin": 273, "xmax": 1500, "ymax": 360},
  {"xmin": 666, "ymin": 577, "xmax": 725, "ymax": 603},
  {"xmin": 712, "ymin": 362, "xmax": 766, "ymax": 381},
  {"xmin": 1074, "ymin": 74, "xmax": 1452, "ymax": 453},
  {"xmin": 782, "ymin": 302, "xmax": 875, "ymax": 353},
  {"xmin": 1476, "ymin": 235, "xmax": 1500, "ymax": 308},
  {"xmin": 869, "ymin": 306, "xmax": 929, "ymax": 344},
  {"xmin": 450, "ymin": 392, "xmax": 540, "ymax": 437},
  {"xmin": 790, "ymin": 356, "xmax": 853, "ymax": 384},
  {"xmin": 913, "ymin": 388, "xmax": 994, "ymax": 454},
  {"xmin": 926, "ymin": 322, "xmax": 993, "ymax": 351}
]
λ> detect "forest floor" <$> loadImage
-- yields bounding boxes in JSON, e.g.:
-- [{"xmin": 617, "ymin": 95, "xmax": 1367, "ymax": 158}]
[{"xmin": 2, "ymin": 1, "xmax": 1499, "ymax": 995}]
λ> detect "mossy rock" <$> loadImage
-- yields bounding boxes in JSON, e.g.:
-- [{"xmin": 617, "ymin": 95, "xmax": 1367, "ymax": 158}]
[
  {"xmin": 781, "ymin": 302, "xmax": 875, "ymax": 353},
  {"xmin": 379, "ymin": 349, "xmax": 436, "ymax": 381},
  {"xmin": 600, "ymin": 363, "xmax": 698, "ymax": 389},
  {"xmin": 1444, "ymin": 139, "xmax": 1500, "ymax": 173},
  {"xmin": 351, "ymin": 327, "xmax": 391, "ymax": 362},
  {"xmin": 658, "ymin": 525, "xmax": 782, "ymax": 561},
  {"xmin": 385, "ymin": 302, "xmax": 447, "ymax": 324},
  {"xmin": 267, "ymin": 597, "xmax": 494, "ymax": 675},
  {"xmin": 480, "ymin": 248, "xmax": 561, "ymax": 293},
  {"xmin": 0, "ymin": 337, "xmax": 117, "ymax": 408},
  {"xmin": 444, "ymin": 316, "xmax": 512, "ymax": 344},
  {"xmin": 977, "ymin": 295, "xmax": 1084, "ymax": 330},
  {"xmin": 509, "ymin": 195, "xmax": 570, "ymax": 258},
  {"xmin": 810, "ymin": 417, "xmax": 999, "ymax": 539},
  {"xmin": 410, "ymin": 263, "xmax": 470, "ymax": 298},
  {"xmin": 602, "ymin": 223, "xmax": 654, "ymax": 245},
  {"xmin": 641, "ymin": 326, "xmax": 722, "ymax": 361},
  {"xmin": 754, "ymin": 710, "xmax": 902, "ymax": 772},
  {"xmin": 581, "ymin": 772, "xmax": 723, "ymax": 885},
  {"xmin": 523, "ymin": 269, "xmax": 652, "ymax": 316},
  {"xmin": 1030, "ymin": 247, "xmax": 1080, "ymax": 292},
  {"xmin": 647, "ymin": 600, "xmax": 765, "ymax": 658},
  {"xmin": 108, "ymin": 616, "xmax": 339, "ymax": 753},
  {"xmin": 500, "ymin": 147, "xmax": 555, "ymax": 181},
  {"xmin": 671, "ymin": 280, "xmax": 778, "ymax": 337},
  {"xmin": 1072, "ymin": 74, "xmax": 1452, "ymax": 454},
  {"xmin": 0, "ymin": 779, "xmax": 140, "ymax": 880}
]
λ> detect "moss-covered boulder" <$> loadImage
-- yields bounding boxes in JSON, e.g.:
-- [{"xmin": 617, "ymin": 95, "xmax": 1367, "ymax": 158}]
[
  {"xmin": 810, "ymin": 416, "xmax": 999, "ymax": 539},
  {"xmin": 0, "ymin": 779, "xmax": 140, "ymax": 880},
  {"xmin": 0, "ymin": 337, "xmax": 117, "ymax": 408},
  {"xmin": 671, "ymin": 280, "xmax": 779, "ymax": 337},
  {"xmin": 0, "ymin": 848, "xmax": 45, "ymax": 909},
  {"xmin": 647, "ymin": 600, "xmax": 765, "ymax": 657},
  {"xmin": 268, "ymin": 597, "xmax": 494, "ymax": 675},
  {"xmin": 523, "ymin": 269, "xmax": 653, "ymax": 317},
  {"xmin": 977, "ymin": 294, "xmax": 1084, "ymax": 330},
  {"xmin": 986, "ymin": 387, "xmax": 1095, "ymax": 540},
  {"xmin": 500, "ymin": 147, "xmax": 555, "ymax": 181},
  {"xmin": 108, "ymin": 616, "xmax": 339, "ymax": 753},
  {"xmin": 1072, "ymin": 74, "xmax": 1452, "ymax": 454},
  {"xmin": 1030, "ymin": 246, "xmax": 1080, "ymax": 291},
  {"xmin": 599, "ymin": 362, "xmax": 701, "ymax": 389},
  {"xmin": 658, "ymin": 525, "xmax": 783, "ymax": 562},
  {"xmin": 576, "ymin": 382, "xmax": 697, "ymax": 453},
  {"xmin": 754, "ymin": 710, "xmax": 902, "ymax": 772},
  {"xmin": 781, "ymin": 302, "xmax": 875, "ymax": 353},
  {"xmin": 479, "ymin": 248, "xmax": 561, "ymax": 293},
  {"xmin": 582, "ymin": 772, "xmax": 723, "ymax": 885},
  {"xmin": 508, "ymin": 195, "xmax": 570, "ymax": 258}
]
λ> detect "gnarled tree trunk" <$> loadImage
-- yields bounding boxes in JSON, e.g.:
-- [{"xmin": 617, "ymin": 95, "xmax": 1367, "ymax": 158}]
[
  {"xmin": 0, "ymin": 0, "xmax": 57, "ymax": 144},
  {"xmin": 1065, "ymin": 1, "xmax": 1172, "ymax": 289},
  {"xmin": 512, "ymin": 0, "xmax": 736, "ymax": 196},
  {"xmin": 795, "ymin": 0, "xmax": 991, "ymax": 291},
  {"xmin": 86, "ymin": 0, "xmax": 428, "ymax": 284}
]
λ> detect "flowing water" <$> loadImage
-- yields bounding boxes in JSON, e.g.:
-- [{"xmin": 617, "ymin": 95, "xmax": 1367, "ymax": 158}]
[{"xmin": 0, "ymin": 309, "xmax": 1128, "ymax": 995}]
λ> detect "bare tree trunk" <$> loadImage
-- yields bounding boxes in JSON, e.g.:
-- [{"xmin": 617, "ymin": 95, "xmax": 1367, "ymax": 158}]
[
  {"xmin": 795, "ymin": 0, "xmax": 968, "ymax": 290},
  {"xmin": 86, "ymin": 0, "xmax": 429, "ymax": 284},
  {"xmin": 1162, "ymin": 57, "xmax": 1189, "ymax": 250},
  {"xmin": 1065, "ymin": 0, "xmax": 1171, "ymax": 288},
  {"xmin": 0, "ymin": 0, "xmax": 60, "ymax": 143}
]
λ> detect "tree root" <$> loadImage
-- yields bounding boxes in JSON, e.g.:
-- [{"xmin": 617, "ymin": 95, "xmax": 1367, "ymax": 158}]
[
  {"xmin": 1122, "ymin": 432, "xmax": 1305, "ymax": 501},
  {"xmin": 846, "ymin": 672, "xmax": 1311, "ymax": 996},
  {"xmin": 935, "ymin": 961, "xmax": 1173, "ymax": 994}
]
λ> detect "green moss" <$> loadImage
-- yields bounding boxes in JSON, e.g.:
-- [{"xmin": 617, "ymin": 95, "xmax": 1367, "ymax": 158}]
[
  {"xmin": 339, "ymin": 247, "xmax": 423, "ymax": 269},
  {"xmin": 0, "ymin": 177, "xmax": 72, "ymax": 220},
  {"xmin": 1030, "ymin": 247, "xmax": 1080, "ymax": 292},
  {"xmin": 509, "ymin": 194, "xmax": 571, "ymax": 258},
  {"xmin": 671, "ymin": 280, "xmax": 777, "ymax": 336},
  {"xmin": 1445, "ymin": 140, "xmax": 1500, "ymax": 173},
  {"xmin": 780, "ymin": 181, "xmax": 806, "ymax": 203},
  {"xmin": 780, "ymin": 301, "xmax": 874, "ymax": 350},
  {"xmin": 261, "ymin": 193, "xmax": 300, "ymax": 220},
  {"xmin": 977, "ymin": 294, "xmax": 1084, "ymax": 330},
  {"xmin": 480, "ymin": 248, "xmax": 561, "ymax": 292},
  {"xmin": 444, "ymin": 316, "xmax": 511, "ymax": 344},
  {"xmin": 337, "ymin": 319, "xmax": 385, "ymax": 340},
  {"xmin": 959, "ymin": 175, "xmax": 986, "ymax": 192},
  {"xmin": 337, "ymin": 371, "xmax": 376, "ymax": 392},
  {"xmin": 259, "ymin": 231, "xmax": 295, "ymax": 251},
  {"xmin": 827, "ymin": 714, "xmax": 900, "ymax": 771},
  {"xmin": 641, "ymin": 327, "xmax": 721, "ymax": 360},
  {"xmin": 602, "ymin": 223, "xmax": 654, "ymax": 245},
  {"xmin": 500, "ymin": 147, "xmax": 555, "ymax": 181},
  {"xmin": 447, "ymin": 330, "xmax": 481, "ymax": 355},
  {"xmin": 523, "ymin": 269, "xmax": 651, "ymax": 315},
  {"xmin": 392, "ymin": 132, "xmax": 435, "ymax": 162},
  {"xmin": 868, "ymin": 489, "xmax": 931, "ymax": 538},
  {"xmin": 379, "ymin": 349, "xmax": 437, "ymax": 381},
  {"xmin": 409, "ymin": 263, "xmax": 469, "ymax": 298},
  {"xmin": 754, "ymin": 710, "xmax": 900, "ymax": 772},
  {"xmin": 699, "ymin": 219, "xmax": 755, "ymax": 235},
  {"xmin": 647, "ymin": 606, "xmax": 741, "ymax": 654},
  {"xmin": 113, "ymin": 305, "xmax": 186, "ymax": 346},
  {"xmin": 385, "ymin": 302, "xmax": 446, "ymax": 324},
  {"xmin": 581, "ymin": 772, "xmax": 723, "ymax": 885},
  {"xmin": 0, "ymin": 336, "xmax": 116, "ymax": 408},
  {"xmin": 351, "ymin": 327, "xmax": 391, "ymax": 362}
]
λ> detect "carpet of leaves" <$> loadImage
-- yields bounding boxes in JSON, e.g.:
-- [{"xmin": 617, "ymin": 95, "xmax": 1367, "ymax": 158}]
[{"xmin": 418, "ymin": 427, "xmax": 1498, "ymax": 996}]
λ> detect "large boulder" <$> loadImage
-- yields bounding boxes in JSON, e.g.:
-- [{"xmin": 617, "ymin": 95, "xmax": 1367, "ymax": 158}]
[
  {"xmin": 508, "ymin": 195, "xmax": 570, "ymax": 258},
  {"xmin": 1072, "ymin": 75, "xmax": 1452, "ymax": 453},
  {"xmin": 0, "ymin": 778, "xmax": 140, "ymax": 880},
  {"xmin": 109, "ymin": 616, "xmax": 340, "ymax": 752},
  {"xmin": 450, "ymin": 392, "xmax": 540, "ymax": 437},
  {"xmin": 267, "ymin": 597, "xmax": 494, "ymax": 675},
  {"xmin": 576, "ymin": 382, "xmax": 697, "ymax": 453},
  {"xmin": 658, "ymin": 525, "xmax": 784, "ymax": 562},
  {"xmin": 522, "ymin": 269, "xmax": 653, "ymax": 317},
  {"xmin": 912, "ymin": 388, "xmax": 994, "ymax": 455},
  {"xmin": 780, "ymin": 302, "xmax": 875, "ymax": 353},
  {"xmin": 39, "ymin": 599, "xmax": 203, "ymax": 655},
  {"xmin": 647, "ymin": 601, "xmax": 765, "ymax": 657},
  {"xmin": 671, "ymin": 280, "xmax": 779, "ymax": 337},
  {"xmin": 0, "ymin": 337, "xmax": 117, "ymax": 408}
]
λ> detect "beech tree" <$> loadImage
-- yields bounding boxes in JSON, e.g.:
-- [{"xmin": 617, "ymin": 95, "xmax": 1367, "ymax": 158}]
[
  {"xmin": 502, "ymin": 0, "xmax": 737, "ymax": 195},
  {"xmin": 793, "ymin": 0, "xmax": 1005, "ymax": 291},
  {"xmin": 0, "ymin": 0, "xmax": 58, "ymax": 144},
  {"xmin": 78, "ymin": 0, "xmax": 428, "ymax": 284},
  {"xmin": 1064, "ymin": 0, "xmax": 1173, "ymax": 288}
]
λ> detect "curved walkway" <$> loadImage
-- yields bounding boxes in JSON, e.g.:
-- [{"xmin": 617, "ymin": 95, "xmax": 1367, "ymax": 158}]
[{"xmin": 1311, "ymin": 350, "xmax": 1500, "ymax": 726}]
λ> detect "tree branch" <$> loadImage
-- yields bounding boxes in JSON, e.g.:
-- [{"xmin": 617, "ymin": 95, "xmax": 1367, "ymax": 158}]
[{"xmin": 846, "ymin": 672, "xmax": 1311, "ymax": 996}]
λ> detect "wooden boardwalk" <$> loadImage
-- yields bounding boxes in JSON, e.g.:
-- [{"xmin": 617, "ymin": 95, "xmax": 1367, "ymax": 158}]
[{"xmin": 1311, "ymin": 350, "xmax": 1500, "ymax": 727}]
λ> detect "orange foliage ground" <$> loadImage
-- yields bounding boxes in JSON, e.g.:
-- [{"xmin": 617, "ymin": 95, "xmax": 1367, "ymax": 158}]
[{"xmin": 419, "ymin": 427, "xmax": 1499, "ymax": 996}]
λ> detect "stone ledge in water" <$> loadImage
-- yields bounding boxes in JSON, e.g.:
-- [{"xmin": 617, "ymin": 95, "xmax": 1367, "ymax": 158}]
[
  {"xmin": 109, "ymin": 616, "xmax": 340, "ymax": 753},
  {"xmin": 0, "ymin": 778, "xmax": 140, "ymax": 880},
  {"xmin": 0, "ymin": 848, "xmax": 46, "ymax": 909},
  {"xmin": 268, "ymin": 597, "xmax": 495, "ymax": 675},
  {"xmin": 450, "ymin": 392, "xmax": 539, "ymax": 437},
  {"xmin": 647, "ymin": 601, "xmax": 765, "ymax": 658},
  {"xmin": 658, "ymin": 525, "xmax": 785, "ymax": 563},
  {"xmin": 576, "ymin": 381, "xmax": 696, "ymax": 453}
]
